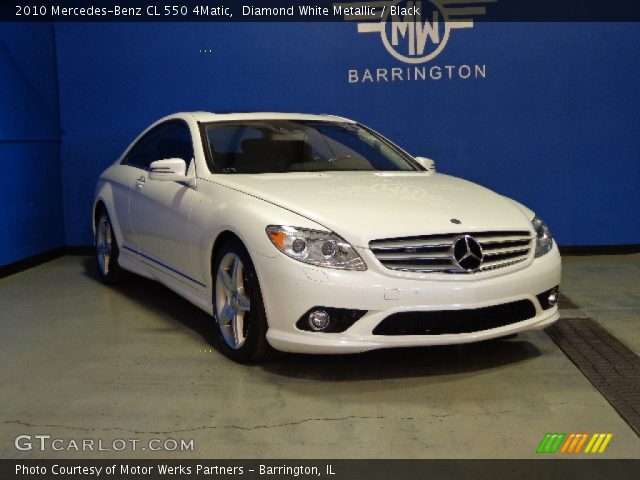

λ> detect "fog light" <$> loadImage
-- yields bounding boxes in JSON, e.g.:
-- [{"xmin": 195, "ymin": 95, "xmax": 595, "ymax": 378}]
[
  {"xmin": 536, "ymin": 285, "xmax": 560, "ymax": 310},
  {"xmin": 308, "ymin": 310, "xmax": 330, "ymax": 331},
  {"xmin": 548, "ymin": 287, "xmax": 559, "ymax": 307},
  {"xmin": 296, "ymin": 307, "xmax": 367, "ymax": 333}
]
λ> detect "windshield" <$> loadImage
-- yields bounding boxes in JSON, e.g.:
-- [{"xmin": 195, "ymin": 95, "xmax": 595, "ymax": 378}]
[{"xmin": 202, "ymin": 120, "xmax": 419, "ymax": 174}]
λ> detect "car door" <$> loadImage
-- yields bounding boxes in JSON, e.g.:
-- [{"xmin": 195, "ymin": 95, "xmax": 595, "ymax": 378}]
[
  {"xmin": 129, "ymin": 120, "xmax": 203, "ymax": 288},
  {"xmin": 117, "ymin": 125, "xmax": 165, "ymax": 253}
]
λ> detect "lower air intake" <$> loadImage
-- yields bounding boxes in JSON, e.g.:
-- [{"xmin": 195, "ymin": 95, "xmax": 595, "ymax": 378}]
[{"xmin": 372, "ymin": 300, "xmax": 536, "ymax": 335}]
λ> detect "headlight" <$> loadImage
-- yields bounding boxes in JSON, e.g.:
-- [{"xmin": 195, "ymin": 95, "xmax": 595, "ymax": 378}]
[
  {"xmin": 532, "ymin": 217, "xmax": 553, "ymax": 257},
  {"xmin": 266, "ymin": 226, "xmax": 367, "ymax": 271}
]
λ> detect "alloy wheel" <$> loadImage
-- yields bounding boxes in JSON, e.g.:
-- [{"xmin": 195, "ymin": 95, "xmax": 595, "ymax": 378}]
[
  {"xmin": 96, "ymin": 216, "xmax": 112, "ymax": 276},
  {"xmin": 215, "ymin": 252, "xmax": 252, "ymax": 349}
]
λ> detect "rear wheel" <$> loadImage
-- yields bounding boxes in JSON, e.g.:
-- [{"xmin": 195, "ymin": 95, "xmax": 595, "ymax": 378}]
[
  {"xmin": 95, "ymin": 211, "xmax": 127, "ymax": 284},
  {"xmin": 212, "ymin": 239, "xmax": 274, "ymax": 362}
]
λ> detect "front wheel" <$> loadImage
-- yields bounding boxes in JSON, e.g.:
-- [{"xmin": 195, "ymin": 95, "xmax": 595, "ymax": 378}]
[
  {"xmin": 95, "ymin": 211, "xmax": 127, "ymax": 284},
  {"xmin": 212, "ymin": 239, "xmax": 274, "ymax": 362}
]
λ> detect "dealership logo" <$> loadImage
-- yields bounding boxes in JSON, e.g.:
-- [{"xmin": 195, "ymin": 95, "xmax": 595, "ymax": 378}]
[
  {"xmin": 341, "ymin": 1, "xmax": 496, "ymax": 83},
  {"xmin": 340, "ymin": 0, "xmax": 497, "ymax": 64},
  {"xmin": 536, "ymin": 433, "xmax": 614, "ymax": 454}
]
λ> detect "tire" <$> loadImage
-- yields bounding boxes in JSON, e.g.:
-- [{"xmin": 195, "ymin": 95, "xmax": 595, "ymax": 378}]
[
  {"xmin": 212, "ymin": 238, "xmax": 275, "ymax": 362},
  {"xmin": 95, "ymin": 211, "xmax": 128, "ymax": 284}
]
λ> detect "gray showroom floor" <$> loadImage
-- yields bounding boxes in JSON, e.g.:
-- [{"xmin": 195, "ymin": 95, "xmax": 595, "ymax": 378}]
[{"xmin": 0, "ymin": 254, "xmax": 639, "ymax": 459}]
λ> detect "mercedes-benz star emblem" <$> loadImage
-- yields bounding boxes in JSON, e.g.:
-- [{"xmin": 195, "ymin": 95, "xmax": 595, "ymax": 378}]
[{"xmin": 452, "ymin": 235, "xmax": 484, "ymax": 271}]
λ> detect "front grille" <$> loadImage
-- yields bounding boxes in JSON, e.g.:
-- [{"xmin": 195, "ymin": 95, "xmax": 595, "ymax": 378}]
[
  {"xmin": 372, "ymin": 300, "xmax": 536, "ymax": 335},
  {"xmin": 369, "ymin": 231, "xmax": 533, "ymax": 274}
]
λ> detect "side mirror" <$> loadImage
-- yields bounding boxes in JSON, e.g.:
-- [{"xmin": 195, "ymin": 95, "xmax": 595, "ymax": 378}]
[
  {"xmin": 414, "ymin": 156, "xmax": 436, "ymax": 175},
  {"xmin": 149, "ymin": 158, "xmax": 194, "ymax": 182}
]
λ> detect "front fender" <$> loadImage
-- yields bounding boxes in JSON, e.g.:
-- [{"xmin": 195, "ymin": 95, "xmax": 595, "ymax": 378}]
[
  {"xmin": 190, "ymin": 180, "xmax": 327, "ymax": 289},
  {"xmin": 93, "ymin": 170, "xmax": 129, "ymax": 248}
]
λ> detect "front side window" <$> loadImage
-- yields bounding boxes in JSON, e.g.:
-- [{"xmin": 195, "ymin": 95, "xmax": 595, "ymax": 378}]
[
  {"xmin": 123, "ymin": 127, "xmax": 163, "ymax": 170},
  {"xmin": 123, "ymin": 120, "xmax": 194, "ymax": 170},
  {"xmin": 203, "ymin": 120, "xmax": 418, "ymax": 174},
  {"xmin": 154, "ymin": 121, "xmax": 194, "ymax": 164}
]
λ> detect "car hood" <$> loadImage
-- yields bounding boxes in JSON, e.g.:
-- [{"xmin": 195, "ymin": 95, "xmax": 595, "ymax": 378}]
[{"xmin": 215, "ymin": 172, "xmax": 534, "ymax": 247}]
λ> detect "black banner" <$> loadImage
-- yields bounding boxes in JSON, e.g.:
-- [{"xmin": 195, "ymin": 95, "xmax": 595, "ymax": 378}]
[
  {"xmin": 4, "ymin": 0, "xmax": 640, "ymax": 23},
  {"xmin": 3, "ymin": 460, "xmax": 640, "ymax": 480}
]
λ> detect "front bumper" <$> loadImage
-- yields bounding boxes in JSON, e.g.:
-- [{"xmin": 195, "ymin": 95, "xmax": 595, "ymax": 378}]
[{"xmin": 254, "ymin": 243, "xmax": 562, "ymax": 354}]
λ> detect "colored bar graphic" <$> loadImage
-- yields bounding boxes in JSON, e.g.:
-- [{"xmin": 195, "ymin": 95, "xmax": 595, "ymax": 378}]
[
  {"xmin": 536, "ymin": 433, "xmax": 553, "ymax": 453},
  {"xmin": 549, "ymin": 433, "xmax": 565, "ymax": 453},
  {"xmin": 536, "ymin": 433, "xmax": 566, "ymax": 453},
  {"xmin": 537, "ymin": 433, "xmax": 613, "ymax": 454},
  {"xmin": 560, "ymin": 434, "xmax": 575, "ymax": 453},
  {"xmin": 574, "ymin": 434, "xmax": 589, "ymax": 453},
  {"xmin": 559, "ymin": 433, "xmax": 589, "ymax": 454},
  {"xmin": 598, "ymin": 434, "xmax": 613, "ymax": 453},
  {"xmin": 585, "ymin": 433, "xmax": 614, "ymax": 454},
  {"xmin": 584, "ymin": 434, "xmax": 598, "ymax": 453},
  {"xmin": 591, "ymin": 434, "xmax": 606, "ymax": 452}
]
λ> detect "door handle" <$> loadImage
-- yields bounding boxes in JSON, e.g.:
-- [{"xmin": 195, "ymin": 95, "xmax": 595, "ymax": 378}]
[{"xmin": 136, "ymin": 175, "xmax": 146, "ymax": 188}]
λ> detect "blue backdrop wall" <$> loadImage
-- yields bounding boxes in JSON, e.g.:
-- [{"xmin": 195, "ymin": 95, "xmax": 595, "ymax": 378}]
[
  {"xmin": 0, "ymin": 23, "xmax": 64, "ymax": 266},
  {"xmin": 8, "ymin": 20, "xmax": 638, "ymax": 253}
]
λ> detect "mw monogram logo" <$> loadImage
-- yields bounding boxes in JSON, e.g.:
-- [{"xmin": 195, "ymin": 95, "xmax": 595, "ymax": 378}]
[{"xmin": 340, "ymin": 0, "xmax": 497, "ymax": 64}]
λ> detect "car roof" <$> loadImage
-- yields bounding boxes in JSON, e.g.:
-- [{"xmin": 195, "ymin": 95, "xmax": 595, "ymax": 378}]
[{"xmin": 181, "ymin": 111, "xmax": 355, "ymax": 123}]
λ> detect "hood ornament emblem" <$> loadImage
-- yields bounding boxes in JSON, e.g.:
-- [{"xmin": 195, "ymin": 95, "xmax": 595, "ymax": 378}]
[{"xmin": 452, "ymin": 235, "xmax": 483, "ymax": 271}]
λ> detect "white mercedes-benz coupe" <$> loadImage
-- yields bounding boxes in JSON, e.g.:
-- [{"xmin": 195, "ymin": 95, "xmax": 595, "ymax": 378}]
[{"xmin": 93, "ymin": 112, "xmax": 561, "ymax": 362}]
